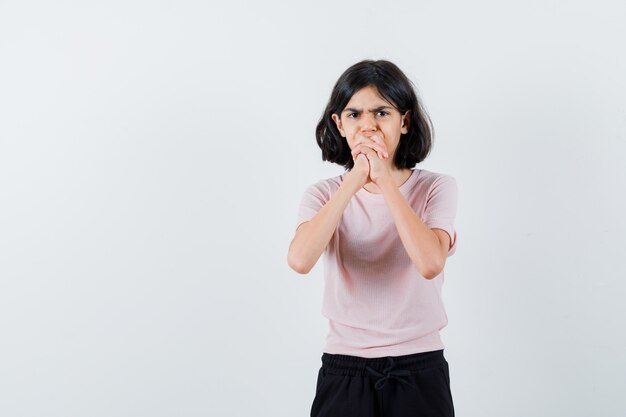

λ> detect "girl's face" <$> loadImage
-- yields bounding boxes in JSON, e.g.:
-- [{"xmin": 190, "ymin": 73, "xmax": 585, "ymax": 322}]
[{"xmin": 331, "ymin": 85, "xmax": 410, "ymax": 162}]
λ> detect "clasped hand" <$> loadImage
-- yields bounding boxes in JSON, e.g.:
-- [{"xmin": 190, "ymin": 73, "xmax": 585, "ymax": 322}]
[{"xmin": 351, "ymin": 132, "xmax": 391, "ymax": 184}]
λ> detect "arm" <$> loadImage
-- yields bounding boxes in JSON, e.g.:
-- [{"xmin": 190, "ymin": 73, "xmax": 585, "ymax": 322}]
[
  {"xmin": 378, "ymin": 176, "xmax": 451, "ymax": 279},
  {"xmin": 287, "ymin": 177, "xmax": 360, "ymax": 275}
]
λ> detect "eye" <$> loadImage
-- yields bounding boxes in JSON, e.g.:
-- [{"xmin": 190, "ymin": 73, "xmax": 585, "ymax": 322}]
[
  {"xmin": 377, "ymin": 111, "xmax": 389, "ymax": 117},
  {"xmin": 347, "ymin": 112, "xmax": 358, "ymax": 118}
]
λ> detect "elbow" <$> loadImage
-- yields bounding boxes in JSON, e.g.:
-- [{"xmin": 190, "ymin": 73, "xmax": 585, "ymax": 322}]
[
  {"xmin": 418, "ymin": 260, "xmax": 444, "ymax": 280},
  {"xmin": 287, "ymin": 249, "xmax": 312, "ymax": 275},
  {"xmin": 422, "ymin": 271, "xmax": 439, "ymax": 280},
  {"xmin": 289, "ymin": 260, "xmax": 311, "ymax": 275}
]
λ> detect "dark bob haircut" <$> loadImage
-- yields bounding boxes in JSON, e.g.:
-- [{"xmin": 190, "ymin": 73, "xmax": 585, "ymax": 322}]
[{"xmin": 315, "ymin": 59, "xmax": 433, "ymax": 171}]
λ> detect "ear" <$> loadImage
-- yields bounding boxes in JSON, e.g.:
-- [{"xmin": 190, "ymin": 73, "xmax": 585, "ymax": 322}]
[
  {"xmin": 401, "ymin": 111, "xmax": 410, "ymax": 134},
  {"xmin": 331, "ymin": 113, "xmax": 345, "ymax": 137}
]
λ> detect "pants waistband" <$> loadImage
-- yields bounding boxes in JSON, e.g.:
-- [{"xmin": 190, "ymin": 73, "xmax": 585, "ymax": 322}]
[{"xmin": 321, "ymin": 349, "xmax": 447, "ymax": 390}]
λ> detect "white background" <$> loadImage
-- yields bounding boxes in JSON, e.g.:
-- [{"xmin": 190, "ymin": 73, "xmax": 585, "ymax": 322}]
[{"xmin": 1, "ymin": 1, "xmax": 625, "ymax": 416}]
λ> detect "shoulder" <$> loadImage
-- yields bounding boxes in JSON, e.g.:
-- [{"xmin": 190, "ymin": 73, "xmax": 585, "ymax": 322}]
[
  {"xmin": 300, "ymin": 174, "xmax": 343, "ymax": 201},
  {"xmin": 306, "ymin": 175, "xmax": 341, "ymax": 197},
  {"xmin": 415, "ymin": 168, "xmax": 457, "ymax": 190}
]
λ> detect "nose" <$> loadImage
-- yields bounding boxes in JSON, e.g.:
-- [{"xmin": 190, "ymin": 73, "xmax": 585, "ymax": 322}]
[{"xmin": 360, "ymin": 113, "xmax": 377, "ymax": 132}]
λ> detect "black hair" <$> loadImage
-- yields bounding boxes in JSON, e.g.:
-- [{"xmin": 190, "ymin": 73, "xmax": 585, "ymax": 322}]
[{"xmin": 315, "ymin": 59, "xmax": 433, "ymax": 171}]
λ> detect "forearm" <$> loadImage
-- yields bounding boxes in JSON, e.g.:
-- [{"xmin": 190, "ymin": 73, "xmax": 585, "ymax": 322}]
[
  {"xmin": 379, "ymin": 176, "xmax": 442, "ymax": 279},
  {"xmin": 288, "ymin": 180, "xmax": 359, "ymax": 274}
]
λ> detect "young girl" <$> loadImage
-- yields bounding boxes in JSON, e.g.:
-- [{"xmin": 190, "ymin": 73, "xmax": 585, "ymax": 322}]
[{"xmin": 288, "ymin": 59, "xmax": 458, "ymax": 417}]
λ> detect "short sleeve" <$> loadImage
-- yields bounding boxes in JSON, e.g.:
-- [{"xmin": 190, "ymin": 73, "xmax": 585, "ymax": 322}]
[
  {"xmin": 294, "ymin": 181, "xmax": 330, "ymax": 232},
  {"xmin": 423, "ymin": 175, "xmax": 458, "ymax": 257}
]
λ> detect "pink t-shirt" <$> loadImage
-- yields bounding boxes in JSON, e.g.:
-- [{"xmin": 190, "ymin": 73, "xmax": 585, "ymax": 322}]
[{"xmin": 295, "ymin": 168, "xmax": 458, "ymax": 358}]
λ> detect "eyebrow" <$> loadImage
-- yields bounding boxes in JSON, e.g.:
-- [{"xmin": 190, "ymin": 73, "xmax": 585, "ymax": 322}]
[{"xmin": 342, "ymin": 106, "xmax": 395, "ymax": 113}]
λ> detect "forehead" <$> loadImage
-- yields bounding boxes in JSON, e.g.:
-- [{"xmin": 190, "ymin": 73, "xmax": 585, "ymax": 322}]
[{"xmin": 344, "ymin": 85, "xmax": 395, "ymax": 108}]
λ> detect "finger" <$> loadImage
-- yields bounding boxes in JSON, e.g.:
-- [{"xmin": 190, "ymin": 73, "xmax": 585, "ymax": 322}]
[
  {"xmin": 353, "ymin": 152, "xmax": 370, "ymax": 164},
  {"xmin": 360, "ymin": 132, "xmax": 387, "ymax": 151},
  {"xmin": 352, "ymin": 147, "xmax": 369, "ymax": 160},
  {"xmin": 353, "ymin": 143, "xmax": 387, "ymax": 160},
  {"xmin": 354, "ymin": 147, "xmax": 384, "ymax": 161},
  {"xmin": 352, "ymin": 144, "xmax": 374, "ymax": 159},
  {"xmin": 371, "ymin": 137, "xmax": 389, "ymax": 158},
  {"xmin": 353, "ymin": 146, "xmax": 383, "ymax": 162},
  {"xmin": 357, "ymin": 134, "xmax": 389, "ymax": 158},
  {"xmin": 368, "ymin": 133, "xmax": 385, "ymax": 148},
  {"xmin": 364, "ymin": 150, "xmax": 380, "ymax": 161},
  {"xmin": 353, "ymin": 141, "xmax": 384, "ymax": 157}
]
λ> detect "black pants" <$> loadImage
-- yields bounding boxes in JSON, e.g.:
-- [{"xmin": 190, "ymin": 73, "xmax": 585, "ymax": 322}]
[{"xmin": 310, "ymin": 349, "xmax": 455, "ymax": 417}]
